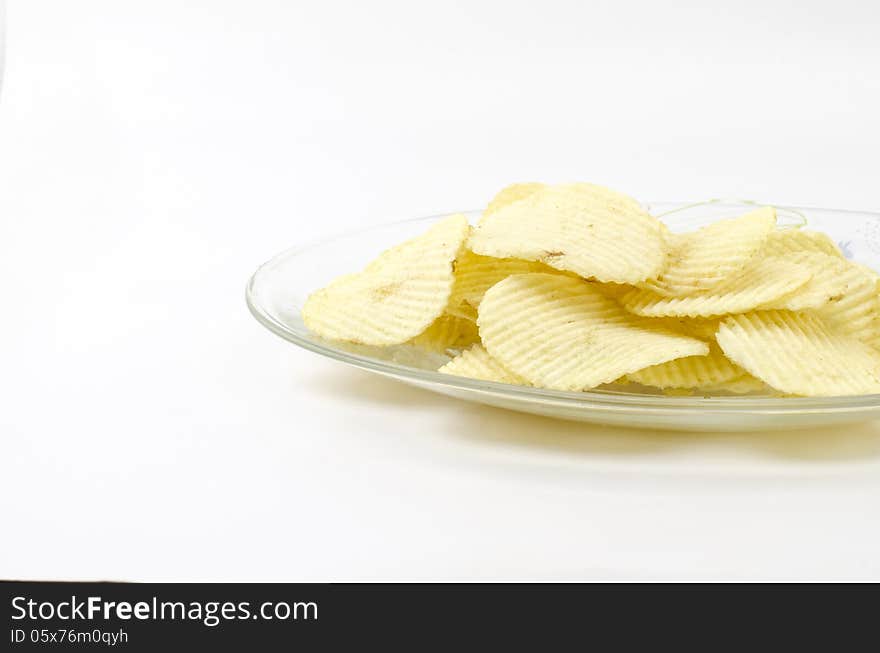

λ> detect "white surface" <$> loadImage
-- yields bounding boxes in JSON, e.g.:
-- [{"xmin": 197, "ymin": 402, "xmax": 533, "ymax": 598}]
[{"xmin": 1, "ymin": 0, "xmax": 879, "ymax": 581}]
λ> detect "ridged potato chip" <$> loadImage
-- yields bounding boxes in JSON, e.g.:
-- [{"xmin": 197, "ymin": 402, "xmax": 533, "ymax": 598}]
[
  {"xmin": 661, "ymin": 387, "xmax": 697, "ymax": 396},
  {"xmin": 444, "ymin": 301, "xmax": 478, "ymax": 322},
  {"xmin": 482, "ymin": 182, "xmax": 545, "ymax": 221},
  {"xmin": 438, "ymin": 344, "xmax": 527, "ymax": 385},
  {"xmin": 302, "ymin": 214, "xmax": 470, "ymax": 345},
  {"xmin": 716, "ymin": 310, "xmax": 880, "ymax": 396},
  {"xmin": 448, "ymin": 250, "xmax": 553, "ymax": 312},
  {"xmin": 621, "ymin": 258, "xmax": 811, "ymax": 318},
  {"xmin": 815, "ymin": 261, "xmax": 880, "ymax": 347},
  {"xmin": 641, "ymin": 207, "xmax": 776, "ymax": 296},
  {"xmin": 411, "ymin": 314, "xmax": 479, "ymax": 352},
  {"xmin": 700, "ymin": 374, "xmax": 769, "ymax": 395},
  {"xmin": 763, "ymin": 229, "xmax": 844, "ymax": 258},
  {"xmin": 760, "ymin": 252, "xmax": 863, "ymax": 311},
  {"xmin": 627, "ymin": 344, "xmax": 741, "ymax": 389},
  {"xmin": 648, "ymin": 317, "xmax": 720, "ymax": 340},
  {"xmin": 593, "ymin": 281, "xmax": 632, "ymax": 299},
  {"xmin": 469, "ymin": 184, "xmax": 667, "ymax": 284},
  {"xmin": 557, "ymin": 181, "xmax": 646, "ymax": 212},
  {"xmin": 478, "ymin": 274, "xmax": 709, "ymax": 391}
]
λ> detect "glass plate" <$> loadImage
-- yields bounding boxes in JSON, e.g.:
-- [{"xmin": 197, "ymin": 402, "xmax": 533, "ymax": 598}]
[{"xmin": 247, "ymin": 200, "xmax": 880, "ymax": 432}]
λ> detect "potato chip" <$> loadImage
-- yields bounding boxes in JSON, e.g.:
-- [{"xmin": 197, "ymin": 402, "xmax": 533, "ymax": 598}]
[
  {"xmin": 478, "ymin": 274, "xmax": 708, "ymax": 391},
  {"xmin": 701, "ymin": 374, "xmax": 769, "ymax": 395},
  {"xmin": 815, "ymin": 262, "xmax": 880, "ymax": 347},
  {"xmin": 469, "ymin": 184, "xmax": 667, "ymax": 284},
  {"xmin": 716, "ymin": 310, "xmax": 880, "ymax": 396},
  {"xmin": 627, "ymin": 344, "xmax": 741, "ymax": 389},
  {"xmin": 661, "ymin": 387, "xmax": 696, "ymax": 396},
  {"xmin": 557, "ymin": 181, "xmax": 647, "ymax": 212},
  {"xmin": 759, "ymin": 251, "xmax": 863, "ymax": 311},
  {"xmin": 302, "ymin": 214, "xmax": 470, "ymax": 345},
  {"xmin": 438, "ymin": 344, "xmax": 527, "ymax": 385},
  {"xmin": 648, "ymin": 317, "xmax": 720, "ymax": 340},
  {"xmin": 640, "ymin": 207, "xmax": 776, "ymax": 296},
  {"xmin": 448, "ymin": 250, "xmax": 553, "ymax": 312},
  {"xmin": 593, "ymin": 281, "xmax": 632, "ymax": 299},
  {"xmin": 444, "ymin": 300, "xmax": 478, "ymax": 322},
  {"xmin": 482, "ymin": 182, "xmax": 545, "ymax": 221},
  {"xmin": 763, "ymin": 228, "xmax": 844, "ymax": 258},
  {"xmin": 411, "ymin": 314, "xmax": 479, "ymax": 352},
  {"xmin": 621, "ymin": 258, "xmax": 811, "ymax": 318}
]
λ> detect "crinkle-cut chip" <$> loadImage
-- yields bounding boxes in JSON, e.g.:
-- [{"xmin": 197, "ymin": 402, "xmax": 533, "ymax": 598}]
[
  {"xmin": 763, "ymin": 229, "xmax": 844, "ymax": 258},
  {"xmin": 662, "ymin": 387, "xmax": 695, "ymax": 396},
  {"xmin": 816, "ymin": 262, "xmax": 880, "ymax": 346},
  {"xmin": 640, "ymin": 207, "xmax": 776, "ymax": 297},
  {"xmin": 302, "ymin": 214, "xmax": 470, "ymax": 345},
  {"xmin": 410, "ymin": 314, "xmax": 479, "ymax": 352},
  {"xmin": 438, "ymin": 344, "xmax": 528, "ymax": 385},
  {"xmin": 445, "ymin": 300, "xmax": 478, "ymax": 322},
  {"xmin": 481, "ymin": 182, "xmax": 545, "ymax": 221},
  {"xmin": 556, "ymin": 182, "xmax": 647, "ymax": 212},
  {"xmin": 702, "ymin": 374, "xmax": 769, "ymax": 395},
  {"xmin": 593, "ymin": 281, "xmax": 632, "ymax": 299},
  {"xmin": 477, "ymin": 273, "xmax": 708, "ymax": 391},
  {"xmin": 682, "ymin": 318, "xmax": 722, "ymax": 340},
  {"xmin": 760, "ymin": 252, "xmax": 864, "ymax": 311},
  {"xmin": 716, "ymin": 310, "xmax": 880, "ymax": 396},
  {"xmin": 621, "ymin": 257, "xmax": 811, "ymax": 318},
  {"xmin": 448, "ymin": 250, "xmax": 553, "ymax": 311},
  {"xmin": 627, "ymin": 344, "xmax": 741, "ymax": 389},
  {"xmin": 469, "ymin": 183, "xmax": 667, "ymax": 284},
  {"xmin": 648, "ymin": 317, "xmax": 720, "ymax": 340}
]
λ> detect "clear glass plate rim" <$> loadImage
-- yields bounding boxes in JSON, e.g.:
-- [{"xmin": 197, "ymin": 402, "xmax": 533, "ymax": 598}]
[{"xmin": 246, "ymin": 202, "xmax": 880, "ymax": 414}]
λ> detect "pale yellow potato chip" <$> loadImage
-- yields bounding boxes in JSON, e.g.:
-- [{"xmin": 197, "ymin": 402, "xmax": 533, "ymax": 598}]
[
  {"xmin": 662, "ymin": 387, "xmax": 696, "ymax": 396},
  {"xmin": 701, "ymin": 374, "xmax": 769, "ymax": 395},
  {"xmin": 302, "ymin": 214, "xmax": 469, "ymax": 345},
  {"xmin": 648, "ymin": 317, "xmax": 720, "ymax": 340},
  {"xmin": 482, "ymin": 182, "xmax": 545, "ymax": 221},
  {"xmin": 556, "ymin": 181, "xmax": 646, "ymax": 212},
  {"xmin": 477, "ymin": 274, "xmax": 708, "ymax": 391},
  {"xmin": 448, "ymin": 250, "xmax": 553, "ymax": 312},
  {"xmin": 444, "ymin": 301, "xmax": 478, "ymax": 322},
  {"xmin": 815, "ymin": 261, "xmax": 880, "ymax": 347},
  {"xmin": 627, "ymin": 344, "xmax": 741, "ymax": 389},
  {"xmin": 641, "ymin": 207, "xmax": 776, "ymax": 297},
  {"xmin": 716, "ymin": 310, "xmax": 880, "ymax": 396},
  {"xmin": 593, "ymin": 281, "xmax": 633, "ymax": 299},
  {"xmin": 410, "ymin": 314, "xmax": 480, "ymax": 352},
  {"xmin": 763, "ymin": 229, "xmax": 844, "ymax": 258},
  {"xmin": 469, "ymin": 183, "xmax": 667, "ymax": 284},
  {"xmin": 868, "ymin": 332, "xmax": 880, "ymax": 351},
  {"xmin": 760, "ymin": 251, "xmax": 864, "ymax": 311},
  {"xmin": 438, "ymin": 344, "xmax": 527, "ymax": 385},
  {"xmin": 621, "ymin": 258, "xmax": 811, "ymax": 318}
]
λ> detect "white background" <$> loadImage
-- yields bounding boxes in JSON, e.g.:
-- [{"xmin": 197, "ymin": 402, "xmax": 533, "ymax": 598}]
[{"xmin": 2, "ymin": 0, "xmax": 880, "ymax": 581}]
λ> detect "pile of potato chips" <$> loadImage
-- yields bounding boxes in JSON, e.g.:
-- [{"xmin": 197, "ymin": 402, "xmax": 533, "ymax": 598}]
[{"xmin": 303, "ymin": 183, "xmax": 880, "ymax": 397}]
